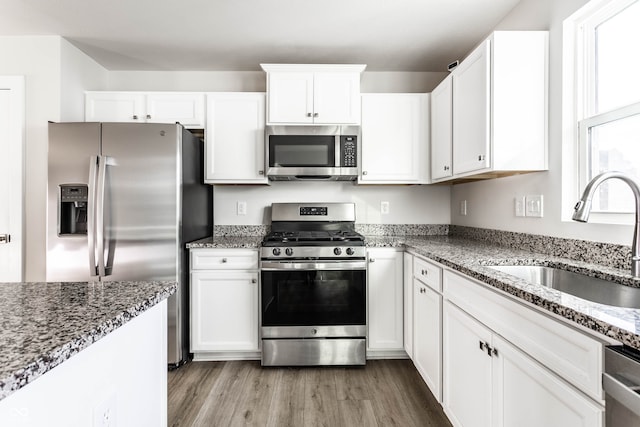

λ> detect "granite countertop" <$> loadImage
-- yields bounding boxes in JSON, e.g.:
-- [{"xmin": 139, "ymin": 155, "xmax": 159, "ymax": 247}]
[
  {"xmin": 186, "ymin": 235, "xmax": 263, "ymax": 249},
  {"xmin": 0, "ymin": 280, "xmax": 176, "ymax": 401},
  {"xmin": 367, "ymin": 235, "xmax": 640, "ymax": 350}
]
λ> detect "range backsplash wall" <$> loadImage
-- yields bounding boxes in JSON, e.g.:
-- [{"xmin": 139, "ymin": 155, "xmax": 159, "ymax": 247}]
[{"xmin": 213, "ymin": 182, "xmax": 451, "ymax": 225}]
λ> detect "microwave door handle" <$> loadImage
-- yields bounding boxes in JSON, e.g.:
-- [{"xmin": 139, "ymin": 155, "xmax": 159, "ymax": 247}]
[
  {"xmin": 87, "ymin": 156, "xmax": 99, "ymax": 277},
  {"xmin": 335, "ymin": 135, "xmax": 340, "ymax": 167}
]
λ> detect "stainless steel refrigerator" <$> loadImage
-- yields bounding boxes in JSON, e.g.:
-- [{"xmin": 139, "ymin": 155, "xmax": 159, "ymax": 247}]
[{"xmin": 47, "ymin": 122, "xmax": 212, "ymax": 367}]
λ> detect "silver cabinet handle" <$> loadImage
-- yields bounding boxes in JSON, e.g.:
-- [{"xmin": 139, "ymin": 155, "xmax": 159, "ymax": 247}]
[
  {"xmin": 603, "ymin": 373, "xmax": 640, "ymax": 416},
  {"xmin": 221, "ymin": 258, "xmax": 228, "ymax": 263},
  {"xmin": 258, "ymin": 170, "xmax": 264, "ymax": 175},
  {"xmin": 132, "ymin": 115, "xmax": 138, "ymax": 120},
  {"xmin": 444, "ymin": 166, "xmax": 450, "ymax": 171},
  {"xmin": 146, "ymin": 114, "xmax": 151, "ymax": 119},
  {"xmin": 363, "ymin": 171, "xmax": 368, "ymax": 175},
  {"xmin": 478, "ymin": 155, "xmax": 485, "ymax": 161},
  {"xmin": 0, "ymin": 234, "xmax": 10, "ymax": 244},
  {"xmin": 307, "ymin": 113, "xmax": 313, "ymax": 117},
  {"xmin": 369, "ymin": 258, "xmax": 375, "ymax": 263},
  {"xmin": 313, "ymin": 112, "xmax": 319, "ymax": 117},
  {"xmin": 421, "ymin": 269, "xmax": 428, "ymax": 276},
  {"xmin": 479, "ymin": 340, "xmax": 486, "ymax": 351},
  {"xmin": 420, "ymin": 287, "xmax": 426, "ymax": 294},
  {"xmin": 251, "ymin": 278, "xmax": 257, "ymax": 284}
]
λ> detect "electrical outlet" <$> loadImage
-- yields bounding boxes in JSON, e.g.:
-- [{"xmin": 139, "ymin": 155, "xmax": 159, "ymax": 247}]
[
  {"xmin": 525, "ymin": 195, "xmax": 543, "ymax": 217},
  {"xmin": 515, "ymin": 196, "xmax": 526, "ymax": 217},
  {"xmin": 380, "ymin": 201, "xmax": 390, "ymax": 215},
  {"xmin": 460, "ymin": 200, "xmax": 467, "ymax": 216},
  {"xmin": 92, "ymin": 390, "xmax": 117, "ymax": 427},
  {"xmin": 237, "ymin": 201, "xmax": 247, "ymax": 216}
]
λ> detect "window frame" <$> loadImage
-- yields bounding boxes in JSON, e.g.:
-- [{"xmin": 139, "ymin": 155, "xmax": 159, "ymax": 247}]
[{"xmin": 563, "ymin": 0, "xmax": 640, "ymax": 225}]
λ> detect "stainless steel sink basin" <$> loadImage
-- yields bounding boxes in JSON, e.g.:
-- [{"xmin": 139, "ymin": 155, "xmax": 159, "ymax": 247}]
[{"xmin": 486, "ymin": 265, "xmax": 640, "ymax": 309}]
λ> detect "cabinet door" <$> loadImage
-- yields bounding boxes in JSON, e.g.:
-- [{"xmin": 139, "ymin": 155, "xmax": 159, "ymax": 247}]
[
  {"xmin": 493, "ymin": 335, "xmax": 603, "ymax": 427},
  {"xmin": 452, "ymin": 40, "xmax": 491, "ymax": 175},
  {"xmin": 443, "ymin": 302, "xmax": 493, "ymax": 427},
  {"xmin": 85, "ymin": 92, "xmax": 145, "ymax": 122},
  {"xmin": 431, "ymin": 74, "xmax": 453, "ymax": 181},
  {"xmin": 313, "ymin": 72, "xmax": 360, "ymax": 124},
  {"xmin": 367, "ymin": 249, "xmax": 404, "ymax": 351},
  {"xmin": 360, "ymin": 93, "xmax": 428, "ymax": 183},
  {"xmin": 205, "ymin": 93, "xmax": 267, "ymax": 184},
  {"xmin": 403, "ymin": 253, "xmax": 414, "ymax": 357},
  {"xmin": 145, "ymin": 93, "xmax": 205, "ymax": 128},
  {"xmin": 414, "ymin": 281, "xmax": 443, "ymax": 402},
  {"xmin": 267, "ymin": 72, "xmax": 314, "ymax": 124},
  {"xmin": 190, "ymin": 270, "xmax": 259, "ymax": 352}
]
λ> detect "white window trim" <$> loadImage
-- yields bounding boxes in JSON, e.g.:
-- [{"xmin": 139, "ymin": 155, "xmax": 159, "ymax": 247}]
[{"xmin": 562, "ymin": 0, "xmax": 639, "ymax": 225}]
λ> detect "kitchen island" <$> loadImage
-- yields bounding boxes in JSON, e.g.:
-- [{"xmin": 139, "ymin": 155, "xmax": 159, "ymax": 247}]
[{"xmin": 0, "ymin": 280, "xmax": 176, "ymax": 426}]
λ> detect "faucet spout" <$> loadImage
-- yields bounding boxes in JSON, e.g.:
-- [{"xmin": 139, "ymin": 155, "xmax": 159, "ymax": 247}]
[{"xmin": 573, "ymin": 171, "xmax": 640, "ymax": 278}]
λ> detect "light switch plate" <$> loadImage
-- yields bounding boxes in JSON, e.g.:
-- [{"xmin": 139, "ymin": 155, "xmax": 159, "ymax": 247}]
[
  {"xmin": 515, "ymin": 197, "xmax": 526, "ymax": 217},
  {"xmin": 525, "ymin": 195, "xmax": 543, "ymax": 217}
]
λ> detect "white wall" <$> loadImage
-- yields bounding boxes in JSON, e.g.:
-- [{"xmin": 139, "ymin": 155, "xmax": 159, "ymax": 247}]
[
  {"xmin": 449, "ymin": 0, "xmax": 632, "ymax": 245},
  {"xmin": 0, "ymin": 36, "xmax": 107, "ymax": 281},
  {"xmin": 107, "ymin": 70, "xmax": 447, "ymax": 93},
  {"xmin": 214, "ymin": 182, "xmax": 451, "ymax": 225}
]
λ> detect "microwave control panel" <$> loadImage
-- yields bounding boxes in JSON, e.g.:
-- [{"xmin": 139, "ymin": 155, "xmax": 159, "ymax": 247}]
[{"xmin": 341, "ymin": 136, "xmax": 357, "ymax": 167}]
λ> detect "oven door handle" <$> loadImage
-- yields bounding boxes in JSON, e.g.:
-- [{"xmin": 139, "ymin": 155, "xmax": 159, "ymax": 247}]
[
  {"xmin": 261, "ymin": 261, "xmax": 367, "ymax": 271},
  {"xmin": 603, "ymin": 372, "xmax": 640, "ymax": 417}
]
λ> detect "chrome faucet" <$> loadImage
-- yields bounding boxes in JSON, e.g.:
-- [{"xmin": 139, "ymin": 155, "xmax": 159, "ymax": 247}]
[{"xmin": 572, "ymin": 171, "xmax": 640, "ymax": 278}]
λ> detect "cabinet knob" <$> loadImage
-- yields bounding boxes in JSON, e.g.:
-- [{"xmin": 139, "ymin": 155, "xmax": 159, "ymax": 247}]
[
  {"xmin": 420, "ymin": 287, "xmax": 426, "ymax": 294},
  {"xmin": 258, "ymin": 170, "xmax": 264, "ymax": 175},
  {"xmin": 478, "ymin": 155, "xmax": 485, "ymax": 161},
  {"xmin": 251, "ymin": 278, "xmax": 257, "ymax": 284},
  {"xmin": 369, "ymin": 258, "xmax": 375, "ymax": 263},
  {"xmin": 421, "ymin": 269, "xmax": 428, "ymax": 276},
  {"xmin": 132, "ymin": 115, "xmax": 138, "ymax": 120},
  {"xmin": 313, "ymin": 112, "xmax": 319, "ymax": 117},
  {"xmin": 146, "ymin": 114, "xmax": 151, "ymax": 119},
  {"xmin": 444, "ymin": 166, "xmax": 450, "ymax": 171},
  {"xmin": 221, "ymin": 258, "xmax": 228, "ymax": 263},
  {"xmin": 307, "ymin": 113, "xmax": 313, "ymax": 117},
  {"xmin": 363, "ymin": 171, "xmax": 368, "ymax": 175}
]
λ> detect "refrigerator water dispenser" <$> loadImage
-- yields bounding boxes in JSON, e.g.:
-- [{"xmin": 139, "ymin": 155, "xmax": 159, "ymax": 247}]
[{"xmin": 58, "ymin": 184, "xmax": 88, "ymax": 236}]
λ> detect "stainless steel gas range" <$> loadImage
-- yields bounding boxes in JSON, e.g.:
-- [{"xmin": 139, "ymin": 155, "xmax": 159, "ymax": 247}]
[{"xmin": 260, "ymin": 203, "xmax": 366, "ymax": 366}]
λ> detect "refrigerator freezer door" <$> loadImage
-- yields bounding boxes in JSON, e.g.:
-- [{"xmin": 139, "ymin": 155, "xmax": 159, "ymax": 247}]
[
  {"xmin": 47, "ymin": 122, "xmax": 101, "ymax": 282},
  {"xmin": 100, "ymin": 123, "xmax": 180, "ymax": 282}
]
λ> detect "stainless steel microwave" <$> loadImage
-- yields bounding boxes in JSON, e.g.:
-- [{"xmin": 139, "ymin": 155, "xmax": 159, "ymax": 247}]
[{"xmin": 265, "ymin": 126, "xmax": 359, "ymax": 181}]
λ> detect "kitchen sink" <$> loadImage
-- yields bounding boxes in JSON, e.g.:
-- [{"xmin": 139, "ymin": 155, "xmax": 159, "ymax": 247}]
[{"xmin": 486, "ymin": 265, "xmax": 640, "ymax": 309}]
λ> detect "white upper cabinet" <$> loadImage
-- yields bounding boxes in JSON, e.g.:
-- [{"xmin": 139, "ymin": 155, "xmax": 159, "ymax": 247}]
[
  {"xmin": 430, "ymin": 74, "xmax": 453, "ymax": 181},
  {"xmin": 360, "ymin": 93, "xmax": 429, "ymax": 184},
  {"xmin": 85, "ymin": 92, "xmax": 205, "ymax": 128},
  {"xmin": 431, "ymin": 31, "xmax": 548, "ymax": 182},
  {"xmin": 261, "ymin": 64, "xmax": 365, "ymax": 125},
  {"xmin": 205, "ymin": 93, "xmax": 267, "ymax": 184}
]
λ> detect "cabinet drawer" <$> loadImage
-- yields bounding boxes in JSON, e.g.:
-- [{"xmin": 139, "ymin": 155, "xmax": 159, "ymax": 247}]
[
  {"xmin": 414, "ymin": 256, "xmax": 442, "ymax": 292},
  {"xmin": 190, "ymin": 249, "xmax": 258, "ymax": 270},
  {"xmin": 443, "ymin": 270, "xmax": 604, "ymax": 401}
]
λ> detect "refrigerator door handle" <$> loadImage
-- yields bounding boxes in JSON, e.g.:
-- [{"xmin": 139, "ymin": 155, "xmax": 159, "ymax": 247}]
[
  {"xmin": 96, "ymin": 155, "xmax": 107, "ymax": 277},
  {"xmin": 87, "ymin": 156, "xmax": 99, "ymax": 277}
]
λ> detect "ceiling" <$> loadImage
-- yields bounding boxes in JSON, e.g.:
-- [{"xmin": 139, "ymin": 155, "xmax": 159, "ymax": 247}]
[{"xmin": 0, "ymin": 0, "xmax": 524, "ymax": 72}]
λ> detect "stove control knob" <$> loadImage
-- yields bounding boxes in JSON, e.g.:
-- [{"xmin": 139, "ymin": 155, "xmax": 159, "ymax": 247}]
[
  {"xmin": 333, "ymin": 247, "xmax": 342, "ymax": 256},
  {"xmin": 346, "ymin": 248, "xmax": 355, "ymax": 256},
  {"xmin": 285, "ymin": 248, "xmax": 293, "ymax": 256},
  {"xmin": 272, "ymin": 248, "xmax": 281, "ymax": 256}
]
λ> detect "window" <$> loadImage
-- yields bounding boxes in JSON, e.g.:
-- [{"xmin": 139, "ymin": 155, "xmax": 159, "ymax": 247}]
[{"xmin": 565, "ymin": 0, "xmax": 640, "ymax": 222}]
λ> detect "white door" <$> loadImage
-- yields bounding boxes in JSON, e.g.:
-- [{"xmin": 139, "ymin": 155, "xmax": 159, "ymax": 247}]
[
  {"xmin": 0, "ymin": 76, "xmax": 25, "ymax": 282},
  {"xmin": 85, "ymin": 92, "xmax": 146, "ymax": 122},
  {"xmin": 205, "ymin": 93, "xmax": 267, "ymax": 183},
  {"xmin": 145, "ymin": 93, "xmax": 205, "ymax": 128},
  {"xmin": 313, "ymin": 72, "xmax": 360, "ymax": 124},
  {"xmin": 267, "ymin": 72, "xmax": 314, "ymax": 124},
  {"xmin": 431, "ymin": 74, "xmax": 453, "ymax": 181},
  {"xmin": 367, "ymin": 249, "xmax": 404, "ymax": 351},
  {"xmin": 452, "ymin": 40, "xmax": 491, "ymax": 175},
  {"xmin": 414, "ymin": 281, "xmax": 442, "ymax": 402}
]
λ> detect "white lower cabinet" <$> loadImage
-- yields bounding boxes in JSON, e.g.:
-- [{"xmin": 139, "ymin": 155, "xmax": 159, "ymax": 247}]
[
  {"xmin": 189, "ymin": 248, "xmax": 259, "ymax": 359},
  {"xmin": 443, "ymin": 300, "xmax": 604, "ymax": 427},
  {"xmin": 367, "ymin": 248, "xmax": 404, "ymax": 355},
  {"xmin": 413, "ymin": 278, "xmax": 442, "ymax": 402}
]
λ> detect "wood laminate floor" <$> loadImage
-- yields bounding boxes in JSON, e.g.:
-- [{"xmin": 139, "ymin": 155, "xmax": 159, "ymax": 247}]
[{"xmin": 168, "ymin": 359, "xmax": 452, "ymax": 427}]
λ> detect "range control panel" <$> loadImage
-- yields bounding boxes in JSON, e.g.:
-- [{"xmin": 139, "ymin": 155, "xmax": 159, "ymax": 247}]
[{"xmin": 300, "ymin": 206, "xmax": 328, "ymax": 216}]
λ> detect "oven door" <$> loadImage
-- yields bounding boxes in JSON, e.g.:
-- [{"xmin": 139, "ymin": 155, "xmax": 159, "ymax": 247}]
[{"xmin": 260, "ymin": 260, "xmax": 366, "ymax": 337}]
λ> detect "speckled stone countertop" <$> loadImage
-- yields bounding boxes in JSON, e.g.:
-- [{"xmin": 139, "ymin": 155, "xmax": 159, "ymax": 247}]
[
  {"xmin": 186, "ymin": 235, "xmax": 263, "ymax": 249},
  {"xmin": 368, "ymin": 235, "xmax": 640, "ymax": 350},
  {"xmin": 0, "ymin": 280, "xmax": 176, "ymax": 401}
]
